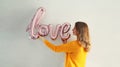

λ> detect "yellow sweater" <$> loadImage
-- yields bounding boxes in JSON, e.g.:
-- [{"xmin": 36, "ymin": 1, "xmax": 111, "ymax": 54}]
[{"xmin": 43, "ymin": 39, "xmax": 87, "ymax": 67}]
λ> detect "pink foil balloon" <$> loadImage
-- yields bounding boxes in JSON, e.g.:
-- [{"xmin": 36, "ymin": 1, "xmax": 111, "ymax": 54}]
[
  {"xmin": 26, "ymin": 7, "xmax": 71, "ymax": 40},
  {"xmin": 38, "ymin": 24, "xmax": 49, "ymax": 36},
  {"xmin": 26, "ymin": 7, "xmax": 45, "ymax": 39},
  {"xmin": 49, "ymin": 24, "xmax": 61, "ymax": 40},
  {"xmin": 60, "ymin": 23, "xmax": 71, "ymax": 40}
]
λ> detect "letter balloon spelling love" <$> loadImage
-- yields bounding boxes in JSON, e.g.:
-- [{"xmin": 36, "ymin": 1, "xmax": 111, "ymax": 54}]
[{"xmin": 26, "ymin": 7, "xmax": 71, "ymax": 41}]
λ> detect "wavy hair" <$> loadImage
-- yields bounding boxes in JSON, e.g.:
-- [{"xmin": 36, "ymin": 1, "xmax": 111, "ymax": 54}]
[{"xmin": 75, "ymin": 21, "xmax": 91, "ymax": 52}]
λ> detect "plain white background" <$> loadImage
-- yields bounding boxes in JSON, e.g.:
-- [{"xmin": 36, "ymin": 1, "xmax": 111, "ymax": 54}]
[{"xmin": 0, "ymin": 0, "xmax": 120, "ymax": 67}]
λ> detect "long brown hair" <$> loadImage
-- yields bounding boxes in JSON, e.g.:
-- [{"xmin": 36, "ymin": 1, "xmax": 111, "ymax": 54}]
[{"xmin": 75, "ymin": 21, "xmax": 91, "ymax": 52}]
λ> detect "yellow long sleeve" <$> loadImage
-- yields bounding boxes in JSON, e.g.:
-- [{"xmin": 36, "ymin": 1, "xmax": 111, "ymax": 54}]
[
  {"xmin": 42, "ymin": 39, "xmax": 88, "ymax": 67},
  {"xmin": 43, "ymin": 39, "xmax": 78, "ymax": 53}
]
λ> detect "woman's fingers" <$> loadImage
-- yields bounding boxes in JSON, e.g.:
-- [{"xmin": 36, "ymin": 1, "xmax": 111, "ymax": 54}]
[{"xmin": 38, "ymin": 36, "xmax": 45, "ymax": 41}]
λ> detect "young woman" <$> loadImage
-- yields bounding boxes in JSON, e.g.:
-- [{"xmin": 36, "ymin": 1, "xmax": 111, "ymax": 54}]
[{"xmin": 39, "ymin": 21, "xmax": 91, "ymax": 67}]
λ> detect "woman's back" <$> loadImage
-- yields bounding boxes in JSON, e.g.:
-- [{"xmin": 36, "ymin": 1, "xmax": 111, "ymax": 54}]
[{"xmin": 65, "ymin": 40, "xmax": 87, "ymax": 67}]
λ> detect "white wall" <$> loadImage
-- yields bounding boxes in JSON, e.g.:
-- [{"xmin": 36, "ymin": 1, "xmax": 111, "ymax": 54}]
[{"xmin": 0, "ymin": 0, "xmax": 120, "ymax": 67}]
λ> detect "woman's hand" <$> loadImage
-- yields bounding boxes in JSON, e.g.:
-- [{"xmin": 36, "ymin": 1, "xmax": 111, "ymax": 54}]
[{"xmin": 38, "ymin": 36, "xmax": 45, "ymax": 41}]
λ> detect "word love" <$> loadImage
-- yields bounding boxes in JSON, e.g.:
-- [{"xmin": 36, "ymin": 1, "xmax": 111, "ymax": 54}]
[{"xmin": 26, "ymin": 7, "xmax": 71, "ymax": 40}]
